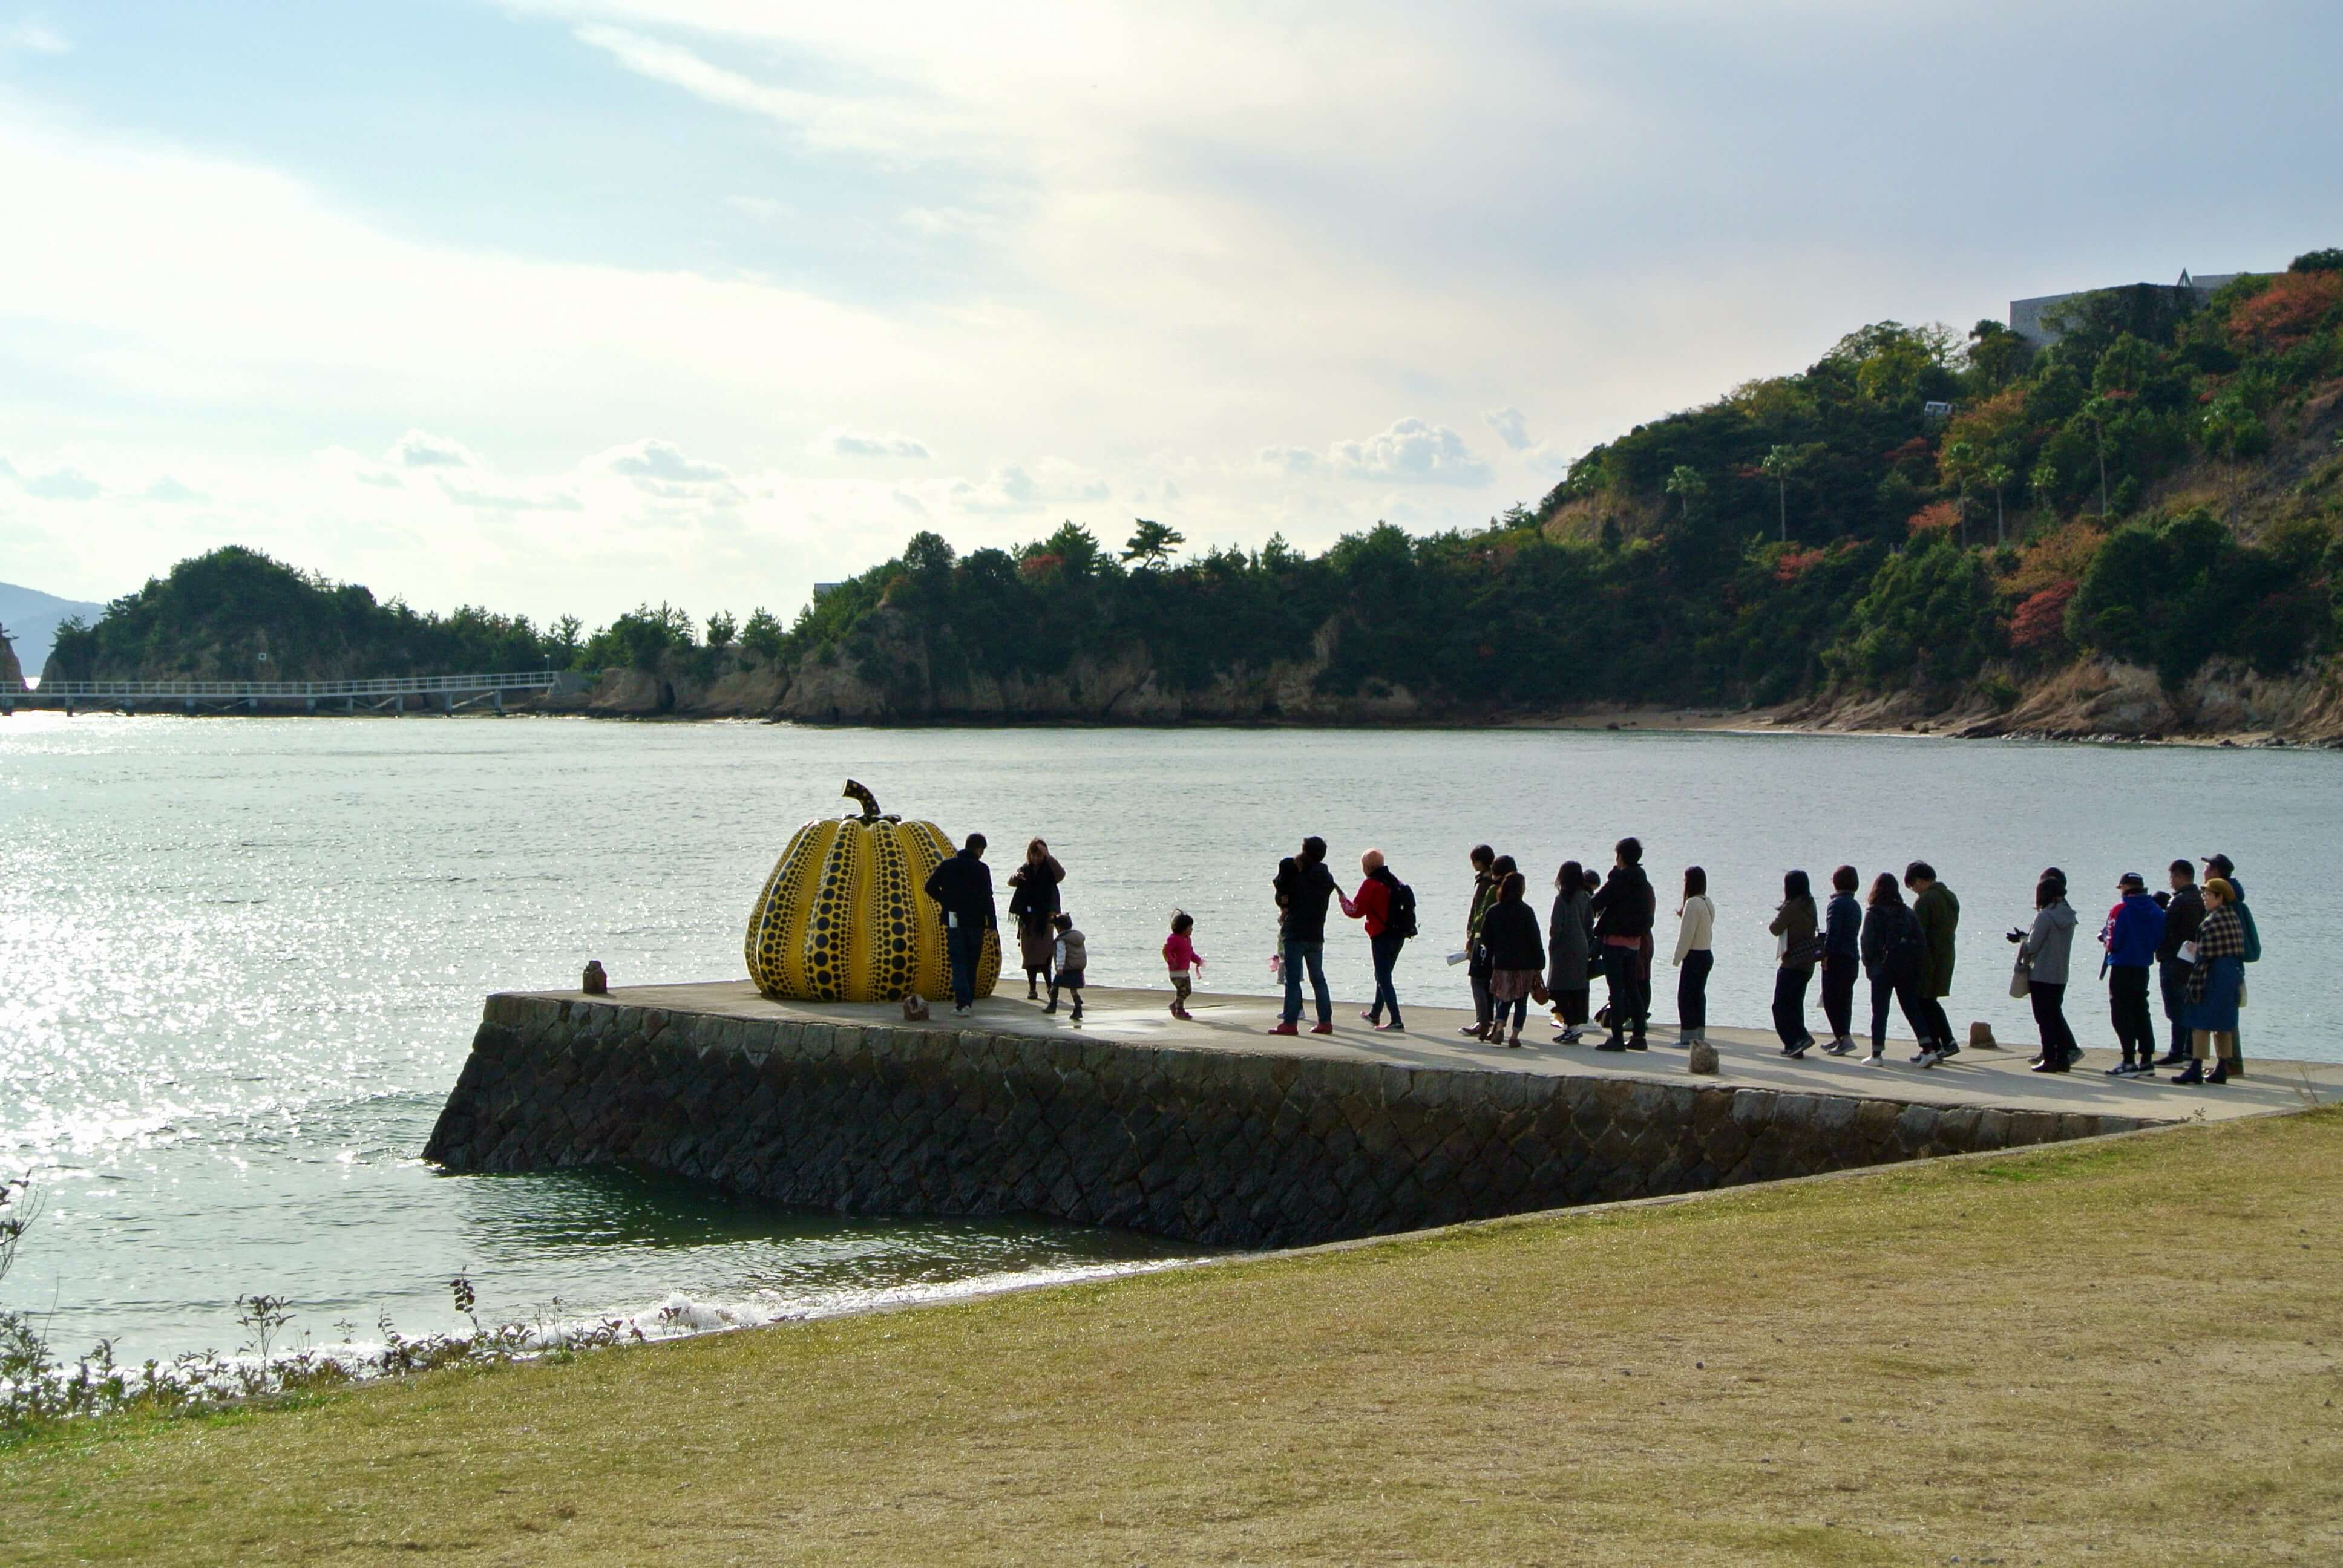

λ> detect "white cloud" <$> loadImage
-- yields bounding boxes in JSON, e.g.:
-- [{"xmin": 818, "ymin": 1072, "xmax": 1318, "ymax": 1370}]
[
  {"xmin": 1328, "ymin": 419, "xmax": 1492, "ymax": 488},
  {"xmin": 436, "ymin": 477, "xmax": 585, "ymax": 512},
  {"xmin": 389, "ymin": 429, "xmax": 477, "ymax": 468},
  {"xmin": 1257, "ymin": 446, "xmax": 1320, "ymax": 476},
  {"xmin": 144, "ymin": 475, "xmax": 207, "ymax": 503},
  {"xmin": 2, "ymin": 20, "xmax": 68, "ymax": 55},
  {"xmin": 817, "ymin": 428, "xmax": 931, "ymax": 459},
  {"xmin": 25, "ymin": 468, "xmax": 101, "ymax": 501},
  {"xmin": 1484, "ymin": 406, "xmax": 1532, "ymax": 450},
  {"xmin": 948, "ymin": 465, "xmax": 1040, "ymax": 514},
  {"xmin": 1524, "ymin": 441, "xmax": 1573, "ymax": 478}
]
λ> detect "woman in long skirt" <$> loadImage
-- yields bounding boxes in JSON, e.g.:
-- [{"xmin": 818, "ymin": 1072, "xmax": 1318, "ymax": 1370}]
[{"xmin": 1005, "ymin": 837, "xmax": 1066, "ymax": 1001}]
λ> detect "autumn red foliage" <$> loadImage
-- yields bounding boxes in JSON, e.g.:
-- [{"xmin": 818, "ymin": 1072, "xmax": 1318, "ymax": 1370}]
[
  {"xmin": 1774, "ymin": 549, "xmax": 1827, "ymax": 583},
  {"xmin": 2227, "ymin": 273, "xmax": 2343, "ymax": 351},
  {"xmin": 1906, "ymin": 501, "xmax": 1961, "ymax": 536},
  {"xmin": 2010, "ymin": 581, "xmax": 2079, "ymax": 652},
  {"xmin": 1017, "ymin": 552, "xmax": 1063, "ymax": 580}
]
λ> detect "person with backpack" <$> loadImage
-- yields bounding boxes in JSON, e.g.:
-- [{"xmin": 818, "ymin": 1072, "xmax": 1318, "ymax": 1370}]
[
  {"xmin": 2099, "ymin": 872, "xmax": 2166, "ymax": 1076},
  {"xmin": 1906, "ymin": 861, "xmax": 1962, "ymax": 1067},
  {"xmin": 1047, "ymin": 911, "xmax": 1087, "ymax": 1024},
  {"xmin": 1340, "ymin": 848, "xmax": 1414, "ymax": 1032},
  {"xmin": 1860, "ymin": 872, "xmax": 1930, "ymax": 1064},
  {"xmin": 1588, "ymin": 837, "xmax": 1656, "ymax": 1050}
]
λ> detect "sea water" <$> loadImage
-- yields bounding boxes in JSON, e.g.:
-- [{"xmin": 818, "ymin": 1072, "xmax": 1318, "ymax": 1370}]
[{"xmin": 3, "ymin": 714, "xmax": 2334, "ymax": 1359}]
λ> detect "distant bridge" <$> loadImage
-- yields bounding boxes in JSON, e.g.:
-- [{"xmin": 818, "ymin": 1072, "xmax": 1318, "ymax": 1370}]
[{"xmin": 1, "ymin": 670, "xmax": 589, "ymax": 716}]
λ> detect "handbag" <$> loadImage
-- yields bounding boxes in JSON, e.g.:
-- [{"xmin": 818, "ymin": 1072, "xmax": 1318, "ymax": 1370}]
[{"xmin": 2008, "ymin": 953, "xmax": 2032, "ymax": 999}]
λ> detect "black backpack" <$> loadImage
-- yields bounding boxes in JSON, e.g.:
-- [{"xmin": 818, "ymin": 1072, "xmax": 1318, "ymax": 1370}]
[{"xmin": 1384, "ymin": 878, "xmax": 1419, "ymax": 941}]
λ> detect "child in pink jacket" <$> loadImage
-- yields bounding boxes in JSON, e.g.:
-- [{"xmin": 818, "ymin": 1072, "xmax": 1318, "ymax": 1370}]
[{"xmin": 1163, "ymin": 910, "xmax": 1205, "ymax": 1019}]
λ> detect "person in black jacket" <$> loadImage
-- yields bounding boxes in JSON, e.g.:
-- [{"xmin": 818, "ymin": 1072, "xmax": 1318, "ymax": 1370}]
[
  {"xmin": 1479, "ymin": 871, "xmax": 1545, "ymax": 1048},
  {"xmin": 922, "ymin": 833, "xmax": 996, "ymax": 1016},
  {"xmin": 2155, "ymin": 858, "xmax": 2205, "ymax": 1067},
  {"xmin": 1859, "ymin": 872, "xmax": 1930, "ymax": 1064},
  {"xmin": 1820, "ymin": 865, "xmax": 1863, "ymax": 1054},
  {"xmin": 1588, "ymin": 836, "xmax": 1655, "ymax": 1051},
  {"xmin": 1270, "ymin": 835, "xmax": 1340, "ymax": 1036}
]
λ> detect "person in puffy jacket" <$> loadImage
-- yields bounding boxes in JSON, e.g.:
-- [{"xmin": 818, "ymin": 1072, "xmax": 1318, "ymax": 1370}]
[
  {"xmin": 2099, "ymin": 871, "xmax": 2166, "ymax": 1076},
  {"xmin": 2012, "ymin": 878, "xmax": 2079, "ymax": 1073}
]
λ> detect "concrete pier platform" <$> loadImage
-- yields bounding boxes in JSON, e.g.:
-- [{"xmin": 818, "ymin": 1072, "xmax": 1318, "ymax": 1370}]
[
  {"xmin": 577, "ymin": 980, "xmax": 2339, "ymax": 1126},
  {"xmin": 424, "ymin": 981, "xmax": 2335, "ymax": 1249}
]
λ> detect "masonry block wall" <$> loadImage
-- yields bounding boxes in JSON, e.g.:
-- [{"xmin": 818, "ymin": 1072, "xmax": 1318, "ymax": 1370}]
[{"xmin": 424, "ymin": 995, "xmax": 2151, "ymax": 1249}]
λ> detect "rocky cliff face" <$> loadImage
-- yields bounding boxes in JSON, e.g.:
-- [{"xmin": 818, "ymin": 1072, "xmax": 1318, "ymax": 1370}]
[
  {"xmin": 549, "ymin": 617, "xmax": 2343, "ymax": 744},
  {"xmin": 0, "ymin": 635, "xmax": 22, "ymax": 689},
  {"xmin": 1781, "ymin": 656, "xmax": 2343, "ymax": 745}
]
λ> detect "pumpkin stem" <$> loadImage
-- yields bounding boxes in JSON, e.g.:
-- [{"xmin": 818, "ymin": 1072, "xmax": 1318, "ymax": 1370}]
[{"xmin": 842, "ymin": 779, "xmax": 882, "ymax": 821}]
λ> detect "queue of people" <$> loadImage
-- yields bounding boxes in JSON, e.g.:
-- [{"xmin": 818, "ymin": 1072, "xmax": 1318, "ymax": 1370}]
[{"xmin": 925, "ymin": 826, "xmax": 2263, "ymax": 1085}]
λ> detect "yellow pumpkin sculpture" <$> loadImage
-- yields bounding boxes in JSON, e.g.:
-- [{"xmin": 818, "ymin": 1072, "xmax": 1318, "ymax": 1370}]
[{"xmin": 744, "ymin": 780, "xmax": 1001, "ymax": 1003}]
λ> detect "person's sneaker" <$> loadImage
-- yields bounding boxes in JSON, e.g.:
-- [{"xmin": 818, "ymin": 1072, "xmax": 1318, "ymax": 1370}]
[
  {"xmin": 1595, "ymin": 1036, "xmax": 1628, "ymax": 1052},
  {"xmin": 1374, "ymin": 1021, "xmax": 1404, "ymax": 1033},
  {"xmin": 1267, "ymin": 1022, "xmax": 1299, "ymax": 1036},
  {"xmin": 2030, "ymin": 1057, "xmax": 2066, "ymax": 1073},
  {"xmin": 1822, "ymin": 1039, "xmax": 1854, "ymax": 1057},
  {"xmin": 1627, "ymin": 1038, "xmax": 1648, "ymax": 1051},
  {"xmin": 952, "ymin": 1004, "xmax": 972, "ymax": 1018},
  {"xmin": 1916, "ymin": 1047, "xmax": 1946, "ymax": 1068},
  {"xmin": 1783, "ymin": 1040, "xmax": 1811, "ymax": 1060},
  {"xmin": 1360, "ymin": 1010, "xmax": 1378, "ymax": 1023},
  {"xmin": 2105, "ymin": 1060, "xmax": 2135, "ymax": 1076},
  {"xmin": 1938, "ymin": 1042, "xmax": 1962, "ymax": 1061},
  {"xmin": 1560, "ymin": 1027, "xmax": 1586, "ymax": 1044},
  {"xmin": 1309, "ymin": 1021, "xmax": 1334, "ymax": 1035},
  {"xmin": 2063, "ymin": 1045, "xmax": 2083, "ymax": 1068},
  {"xmin": 1866, "ymin": 1051, "xmax": 1886, "ymax": 1065}
]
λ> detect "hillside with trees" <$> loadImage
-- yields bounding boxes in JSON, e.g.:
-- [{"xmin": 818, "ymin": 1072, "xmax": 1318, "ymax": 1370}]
[{"xmin": 39, "ymin": 249, "xmax": 2343, "ymax": 737}]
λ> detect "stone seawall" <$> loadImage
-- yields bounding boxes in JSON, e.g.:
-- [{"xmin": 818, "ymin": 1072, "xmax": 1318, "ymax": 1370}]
[{"xmin": 424, "ymin": 993, "xmax": 2155, "ymax": 1249}]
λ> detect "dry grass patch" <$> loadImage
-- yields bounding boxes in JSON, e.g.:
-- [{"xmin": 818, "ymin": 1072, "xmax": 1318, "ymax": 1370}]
[{"xmin": 5, "ymin": 1111, "xmax": 2342, "ymax": 1566}]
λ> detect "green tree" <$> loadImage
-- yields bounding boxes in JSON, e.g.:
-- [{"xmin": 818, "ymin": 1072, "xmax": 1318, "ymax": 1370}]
[
  {"xmin": 704, "ymin": 609, "xmax": 738, "ymax": 647},
  {"xmin": 1982, "ymin": 463, "xmax": 2014, "ymax": 546},
  {"xmin": 1663, "ymin": 465, "xmax": 1707, "ymax": 522},
  {"xmin": 740, "ymin": 607, "xmax": 785, "ymax": 660},
  {"xmin": 1121, "ymin": 518, "xmax": 1185, "ymax": 569},
  {"xmin": 1758, "ymin": 445, "xmax": 1804, "ymax": 542}
]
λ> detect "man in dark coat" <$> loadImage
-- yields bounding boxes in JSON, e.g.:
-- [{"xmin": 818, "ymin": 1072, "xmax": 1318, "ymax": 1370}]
[
  {"xmin": 1271, "ymin": 835, "xmax": 1340, "ymax": 1035},
  {"xmin": 1906, "ymin": 860, "xmax": 1961, "ymax": 1065},
  {"xmin": 923, "ymin": 833, "xmax": 996, "ymax": 1016},
  {"xmin": 1588, "ymin": 836, "xmax": 1656, "ymax": 1050}
]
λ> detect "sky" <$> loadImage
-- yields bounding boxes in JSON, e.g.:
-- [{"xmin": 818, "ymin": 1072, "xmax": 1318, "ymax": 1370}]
[{"xmin": 1, "ymin": 1, "xmax": 2338, "ymax": 630}]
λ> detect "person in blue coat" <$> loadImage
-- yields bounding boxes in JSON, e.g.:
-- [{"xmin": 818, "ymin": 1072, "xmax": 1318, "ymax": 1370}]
[{"xmin": 2099, "ymin": 871, "xmax": 2166, "ymax": 1077}]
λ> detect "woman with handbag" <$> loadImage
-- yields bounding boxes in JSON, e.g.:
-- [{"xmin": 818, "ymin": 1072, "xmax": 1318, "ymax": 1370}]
[
  {"xmin": 1768, "ymin": 869, "xmax": 1821, "ymax": 1059},
  {"xmin": 2010, "ymin": 876, "xmax": 2080, "ymax": 1073},
  {"xmin": 1004, "ymin": 838, "xmax": 1066, "ymax": 1001},
  {"xmin": 1479, "ymin": 871, "xmax": 1545, "ymax": 1049}
]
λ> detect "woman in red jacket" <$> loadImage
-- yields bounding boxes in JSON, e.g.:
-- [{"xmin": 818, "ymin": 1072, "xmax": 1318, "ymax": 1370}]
[{"xmin": 1341, "ymin": 848, "xmax": 1410, "ymax": 1031}]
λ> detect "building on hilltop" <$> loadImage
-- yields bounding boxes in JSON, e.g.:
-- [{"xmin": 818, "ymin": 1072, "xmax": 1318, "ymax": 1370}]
[{"xmin": 2008, "ymin": 269, "xmax": 2246, "ymax": 348}]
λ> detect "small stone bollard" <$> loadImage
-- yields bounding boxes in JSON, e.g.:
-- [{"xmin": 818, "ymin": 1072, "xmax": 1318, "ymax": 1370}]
[
  {"xmin": 1968, "ymin": 1021, "xmax": 1998, "ymax": 1049},
  {"xmin": 582, "ymin": 959, "xmax": 608, "ymax": 996},
  {"xmin": 1686, "ymin": 1039, "xmax": 1720, "ymax": 1075}
]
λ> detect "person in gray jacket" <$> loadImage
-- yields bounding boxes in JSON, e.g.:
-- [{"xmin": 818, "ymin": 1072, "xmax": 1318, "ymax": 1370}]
[
  {"xmin": 2010, "ymin": 877, "xmax": 2080, "ymax": 1073},
  {"xmin": 1545, "ymin": 860, "xmax": 1594, "ymax": 1042}
]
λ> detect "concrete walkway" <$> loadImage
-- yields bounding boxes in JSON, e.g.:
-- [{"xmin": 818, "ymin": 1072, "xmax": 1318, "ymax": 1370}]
[{"xmin": 558, "ymin": 980, "xmax": 2341, "ymax": 1126}]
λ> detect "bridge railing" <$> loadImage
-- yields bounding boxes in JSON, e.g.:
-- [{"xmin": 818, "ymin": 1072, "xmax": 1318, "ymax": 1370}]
[{"xmin": 4, "ymin": 671, "xmax": 568, "ymax": 698}]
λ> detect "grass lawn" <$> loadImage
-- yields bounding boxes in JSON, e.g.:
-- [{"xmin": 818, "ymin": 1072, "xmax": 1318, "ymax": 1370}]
[{"xmin": 5, "ymin": 1108, "xmax": 2341, "ymax": 1566}]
